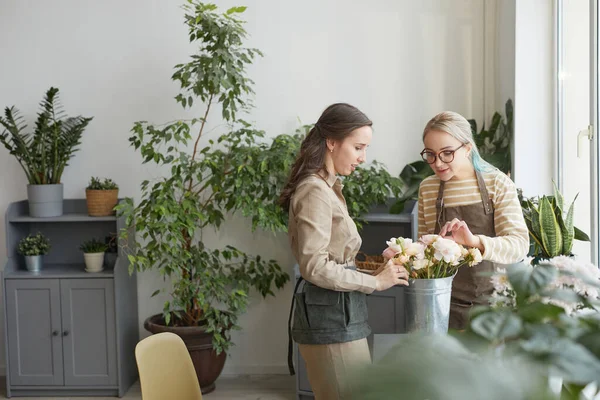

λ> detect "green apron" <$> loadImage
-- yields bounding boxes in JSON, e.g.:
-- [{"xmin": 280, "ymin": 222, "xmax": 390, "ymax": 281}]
[{"xmin": 287, "ymin": 266, "xmax": 370, "ymax": 375}]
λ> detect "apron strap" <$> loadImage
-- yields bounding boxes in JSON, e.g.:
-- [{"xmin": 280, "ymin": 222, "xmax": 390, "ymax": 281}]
[
  {"xmin": 435, "ymin": 180, "xmax": 446, "ymax": 232},
  {"xmin": 475, "ymin": 170, "xmax": 494, "ymax": 215},
  {"xmin": 287, "ymin": 275, "xmax": 304, "ymax": 375},
  {"xmin": 435, "ymin": 170, "xmax": 493, "ymax": 231}
]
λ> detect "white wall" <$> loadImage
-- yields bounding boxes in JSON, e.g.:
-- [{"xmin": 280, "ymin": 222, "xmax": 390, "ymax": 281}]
[
  {"xmin": 0, "ymin": 0, "xmax": 496, "ymax": 375},
  {"xmin": 495, "ymin": 0, "xmax": 516, "ymax": 117},
  {"xmin": 514, "ymin": 0, "xmax": 555, "ymax": 193}
]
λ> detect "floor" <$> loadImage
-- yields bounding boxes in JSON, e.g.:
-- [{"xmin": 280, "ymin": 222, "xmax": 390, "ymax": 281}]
[{"xmin": 0, "ymin": 375, "xmax": 296, "ymax": 400}]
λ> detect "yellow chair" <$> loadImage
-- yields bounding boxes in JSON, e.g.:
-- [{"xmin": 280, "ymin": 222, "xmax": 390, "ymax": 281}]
[{"xmin": 135, "ymin": 332, "xmax": 203, "ymax": 400}]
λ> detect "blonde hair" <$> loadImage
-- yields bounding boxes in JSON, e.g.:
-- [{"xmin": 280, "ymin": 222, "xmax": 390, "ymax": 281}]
[{"xmin": 423, "ymin": 111, "xmax": 495, "ymax": 173}]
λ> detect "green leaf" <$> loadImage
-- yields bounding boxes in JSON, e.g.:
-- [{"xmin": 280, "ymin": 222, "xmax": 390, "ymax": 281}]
[
  {"xmin": 522, "ymin": 338, "xmax": 600, "ymax": 385},
  {"xmin": 528, "ymin": 199, "xmax": 543, "ymax": 254},
  {"xmin": 518, "ymin": 301, "xmax": 564, "ymax": 323},
  {"xmin": 553, "ymin": 181, "xmax": 564, "ymax": 212},
  {"xmin": 540, "ymin": 287, "xmax": 586, "ymax": 305},
  {"xmin": 470, "ymin": 311, "xmax": 522, "ymax": 342},
  {"xmin": 226, "ymin": 6, "xmax": 247, "ymax": 14},
  {"xmin": 389, "ymin": 199, "xmax": 405, "ymax": 214},
  {"xmin": 508, "ymin": 262, "xmax": 557, "ymax": 300},
  {"xmin": 577, "ymin": 332, "xmax": 600, "ymax": 359},
  {"xmin": 574, "ymin": 226, "xmax": 591, "ymax": 242},
  {"xmin": 562, "ymin": 194, "xmax": 577, "ymax": 254},
  {"xmin": 539, "ymin": 196, "xmax": 562, "ymax": 257}
]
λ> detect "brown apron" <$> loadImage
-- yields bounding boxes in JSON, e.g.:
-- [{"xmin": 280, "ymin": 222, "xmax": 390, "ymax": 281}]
[{"xmin": 434, "ymin": 170, "xmax": 498, "ymax": 330}]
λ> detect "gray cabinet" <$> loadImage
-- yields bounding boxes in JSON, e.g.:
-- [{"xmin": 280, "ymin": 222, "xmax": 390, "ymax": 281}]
[
  {"xmin": 5, "ymin": 279, "xmax": 117, "ymax": 388},
  {"xmin": 2, "ymin": 199, "xmax": 139, "ymax": 397}
]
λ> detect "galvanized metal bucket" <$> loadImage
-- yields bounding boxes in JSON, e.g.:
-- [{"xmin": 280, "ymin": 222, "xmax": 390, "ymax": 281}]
[
  {"xmin": 24, "ymin": 255, "xmax": 43, "ymax": 272},
  {"xmin": 405, "ymin": 275, "xmax": 454, "ymax": 333}
]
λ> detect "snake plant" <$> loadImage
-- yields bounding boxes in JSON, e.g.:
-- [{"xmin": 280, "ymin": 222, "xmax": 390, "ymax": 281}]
[{"xmin": 519, "ymin": 184, "xmax": 590, "ymax": 260}]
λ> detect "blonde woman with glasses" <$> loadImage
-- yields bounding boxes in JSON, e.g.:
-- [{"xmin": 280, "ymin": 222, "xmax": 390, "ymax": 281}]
[{"xmin": 417, "ymin": 111, "xmax": 529, "ymax": 330}]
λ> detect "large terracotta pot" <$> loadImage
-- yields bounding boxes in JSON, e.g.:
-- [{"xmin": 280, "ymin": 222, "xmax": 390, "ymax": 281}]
[{"xmin": 144, "ymin": 314, "xmax": 227, "ymax": 394}]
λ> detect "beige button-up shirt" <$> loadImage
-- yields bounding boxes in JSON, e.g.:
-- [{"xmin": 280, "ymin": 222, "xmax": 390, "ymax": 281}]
[{"xmin": 288, "ymin": 172, "xmax": 378, "ymax": 294}]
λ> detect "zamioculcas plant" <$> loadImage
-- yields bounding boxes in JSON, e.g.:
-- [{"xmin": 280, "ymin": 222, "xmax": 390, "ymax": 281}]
[
  {"xmin": 518, "ymin": 184, "xmax": 590, "ymax": 262},
  {"xmin": 0, "ymin": 87, "xmax": 92, "ymax": 184}
]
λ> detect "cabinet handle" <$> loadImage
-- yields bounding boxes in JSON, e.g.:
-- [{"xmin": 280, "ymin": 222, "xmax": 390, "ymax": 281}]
[
  {"xmin": 62, "ymin": 330, "xmax": 69, "ymax": 336},
  {"xmin": 52, "ymin": 330, "xmax": 59, "ymax": 336}
]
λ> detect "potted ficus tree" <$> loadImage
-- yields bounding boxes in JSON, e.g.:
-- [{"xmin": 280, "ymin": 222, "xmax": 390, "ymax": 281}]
[
  {"xmin": 116, "ymin": 2, "xmax": 290, "ymax": 394},
  {"xmin": 0, "ymin": 87, "xmax": 93, "ymax": 217}
]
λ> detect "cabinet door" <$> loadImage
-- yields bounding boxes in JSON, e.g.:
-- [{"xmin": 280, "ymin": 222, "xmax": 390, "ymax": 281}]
[
  {"xmin": 5, "ymin": 279, "xmax": 64, "ymax": 386},
  {"xmin": 367, "ymin": 285, "xmax": 406, "ymax": 334},
  {"xmin": 60, "ymin": 279, "xmax": 117, "ymax": 386}
]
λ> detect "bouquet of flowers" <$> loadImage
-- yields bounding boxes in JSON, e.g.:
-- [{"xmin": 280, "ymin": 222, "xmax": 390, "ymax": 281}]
[{"xmin": 382, "ymin": 234, "xmax": 483, "ymax": 279}]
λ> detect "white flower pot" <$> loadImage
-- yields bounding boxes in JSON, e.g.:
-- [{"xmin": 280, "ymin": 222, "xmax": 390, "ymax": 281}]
[{"xmin": 83, "ymin": 252, "xmax": 105, "ymax": 272}]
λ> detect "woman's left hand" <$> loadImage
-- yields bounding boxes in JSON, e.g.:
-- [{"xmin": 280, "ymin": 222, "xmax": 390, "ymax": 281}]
[{"xmin": 439, "ymin": 218, "xmax": 484, "ymax": 251}]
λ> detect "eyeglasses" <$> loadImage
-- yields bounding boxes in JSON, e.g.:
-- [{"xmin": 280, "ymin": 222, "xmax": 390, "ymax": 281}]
[{"xmin": 420, "ymin": 144, "xmax": 466, "ymax": 164}]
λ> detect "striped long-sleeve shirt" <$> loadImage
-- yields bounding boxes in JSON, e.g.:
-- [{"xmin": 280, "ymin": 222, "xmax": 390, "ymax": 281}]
[{"xmin": 417, "ymin": 169, "xmax": 529, "ymax": 264}]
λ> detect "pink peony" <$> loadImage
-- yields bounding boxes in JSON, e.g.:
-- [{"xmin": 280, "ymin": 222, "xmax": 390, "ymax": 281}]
[{"xmin": 382, "ymin": 247, "xmax": 398, "ymax": 259}]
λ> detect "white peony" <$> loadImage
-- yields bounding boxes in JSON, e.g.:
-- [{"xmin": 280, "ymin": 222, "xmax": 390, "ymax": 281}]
[
  {"xmin": 432, "ymin": 237, "xmax": 461, "ymax": 264},
  {"xmin": 468, "ymin": 248, "xmax": 483, "ymax": 266},
  {"xmin": 399, "ymin": 237, "xmax": 413, "ymax": 251},
  {"xmin": 405, "ymin": 242, "xmax": 426, "ymax": 257},
  {"xmin": 419, "ymin": 234, "xmax": 438, "ymax": 246},
  {"xmin": 412, "ymin": 258, "xmax": 430, "ymax": 270}
]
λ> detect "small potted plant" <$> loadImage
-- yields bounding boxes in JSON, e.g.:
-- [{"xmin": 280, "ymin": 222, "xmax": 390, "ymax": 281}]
[
  {"xmin": 85, "ymin": 177, "xmax": 119, "ymax": 217},
  {"xmin": 104, "ymin": 233, "xmax": 118, "ymax": 268},
  {"xmin": 18, "ymin": 233, "xmax": 51, "ymax": 272},
  {"xmin": 0, "ymin": 87, "xmax": 93, "ymax": 217},
  {"xmin": 80, "ymin": 238, "xmax": 108, "ymax": 272}
]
